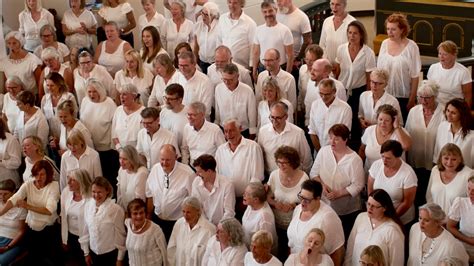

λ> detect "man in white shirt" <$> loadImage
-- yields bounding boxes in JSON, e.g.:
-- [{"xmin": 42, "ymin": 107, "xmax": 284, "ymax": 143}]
[
  {"xmin": 215, "ymin": 63, "xmax": 257, "ymax": 139},
  {"xmin": 252, "ymin": 1, "xmax": 294, "ymax": 81},
  {"xmin": 255, "ymin": 48, "xmax": 297, "ymax": 111},
  {"xmin": 258, "ymin": 102, "xmax": 312, "ymax": 174},
  {"xmin": 191, "ymin": 154, "xmax": 236, "ymax": 225},
  {"xmin": 216, "ymin": 0, "xmax": 256, "ymax": 68},
  {"xmin": 136, "ymin": 107, "xmax": 180, "ymax": 169},
  {"xmin": 160, "ymin": 83, "xmax": 188, "ymax": 147},
  {"xmin": 181, "ymin": 102, "xmax": 226, "ymax": 165},
  {"xmin": 146, "ymin": 144, "xmax": 195, "ymax": 241},
  {"xmin": 207, "ymin": 45, "xmax": 253, "ymax": 89},
  {"xmin": 309, "ymin": 78, "xmax": 352, "ymax": 152},
  {"xmin": 305, "ymin": 58, "xmax": 347, "ymax": 126},
  {"xmin": 177, "ymin": 51, "xmax": 214, "ymax": 119}
]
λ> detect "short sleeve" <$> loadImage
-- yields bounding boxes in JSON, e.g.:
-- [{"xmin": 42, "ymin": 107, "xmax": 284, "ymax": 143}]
[
  {"xmin": 368, "ymin": 160, "xmax": 382, "ymax": 179},
  {"xmin": 283, "ymin": 27, "xmax": 294, "ymax": 46},
  {"xmin": 402, "ymin": 165, "xmax": 418, "ymax": 189},
  {"xmin": 361, "ymin": 127, "xmax": 369, "ymax": 145},
  {"xmin": 364, "ymin": 46, "xmax": 376, "ymax": 72},
  {"xmin": 121, "ymin": 3, "xmax": 133, "ymax": 14},
  {"xmin": 460, "ymin": 66, "xmax": 472, "ymax": 84},
  {"xmin": 448, "ymin": 197, "xmax": 462, "ymax": 221}
]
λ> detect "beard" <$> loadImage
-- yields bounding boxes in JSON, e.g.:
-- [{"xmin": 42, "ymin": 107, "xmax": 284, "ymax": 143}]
[{"xmin": 279, "ymin": 6, "xmax": 290, "ymax": 14}]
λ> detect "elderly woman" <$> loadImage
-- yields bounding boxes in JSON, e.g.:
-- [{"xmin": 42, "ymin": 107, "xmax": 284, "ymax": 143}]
[
  {"xmin": 0, "ymin": 31, "xmax": 42, "ymax": 93},
  {"xmin": 242, "ymin": 182, "xmax": 278, "ymax": 254},
  {"xmin": 60, "ymin": 169, "xmax": 92, "ymax": 266},
  {"xmin": 138, "ymin": 0, "xmax": 165, "ymax": 33},
  {"xmin": 359, "ymin": 104, "xmax": 411, "ymax": 171},
  {"xmin": 377, "ymin": 13, "xmax": 421, "ymax": 119},
  {"xmin": 428, "ymin": 40, "xmax": 472, "ymax": 107},
  {"xmin": 311, "ymin": 124, "xmax": 365, "ymax": 238},
  {"xmin": 18, "ymin": 0, "xmax": 55, "ymax": 52},
  {"xmin": 141, "ymin": 26, "xmax": 168, "ymax": 74},
  {"xmin": 358, "ymin": 245, "xmax": 386, "ymax": 266},
  {"xmin": 94, "ymin": 21, "xmax": 133, "ymax": 77},
  {"xmin": 162, "ymin": 0, "xmax": 194, "ymax": 59},
  {"xmin": 244, "ymin": 230, "xmax": 282, "ymax": 266},
  {"xmin": 203, "ymin": 217, "xmax": 248, "ymax": 265},
  {"xmin": 14, "ymin": 90, "xmax": 49, "ymax": 149},
  {"xmin": 22, "ymin": 136, "xmax": 59, "ymax": 183},
  {"xmin": 408, "ymin": 203, "xmax": 469, "ymax": 265},
  {"xmin": 148, "ymin": 54, "xmax": 180, "ymax": 107},
  {"xmin": 319, "ymin": 0, "xmax": 356, "ymax": 65},
  {"xmin": 0, "ymin": 118, "xmax": 22, "ymax": 186},
  {"xmin": 285, "ymin": 228, "xmax": 334, "ymax": 266},
  {"xmin": 57, "ymin": 100, "xmax": 94, "ymax": 154},
  {"xmin": 59, "ymin": 131, "xmax": 102, "ymax": 191},
  {"xmin": 345, "ymin": 189, "xmax": 405, "ymax": 266},
  {"xmin": 447, "ymin": 176, "xmax": 474, "ymax": 263},
  {"xmin": 433, "ymin": 98, "xmax": 474, "ymax": 168},
  {"xmin": 80, "ymin": 177, "xmax": 126, "ymax": 265},
  {"xmin": 114, "ymin": 49, "xmax": 154, "ymax": 106},
  {"xmin": 97, "ymin": 0, "xmax": 136, "ymax": 46},
  {"xmin": 117, "ymin": 145, "xmax": 148, "ymax": 210},
  {"xmin": 258, "ymin": 78, "xmax": 294, "ymax": 129},
  {"xmin": 126, "ymin": 198, "xmax": 167, "ymax": 266},
  {"xmin": 193, "ymin": 2, "xmax": 220, "ymax": 73},
  {"xmin": 38, "ymin": 47, "xmax": 74, "ymax": 99},
  {"xmin": 74, "ymin": 49, "xmax": 115, "ymax": 106},
  {"xmin": 0, "ymin": 160, "xmax": 61, "ymax": 265},
  {"xmin": 2, "ymin": 76, "xmax": 24, "ymax": 133},
  {"xmin": 0, "ymin": 179, "xmax": 27, "ymax": 266},
  {"xmin": 167, "ymin": 196, "xmax": 216, "ymax": 265},
  {"xmin": 112, "ymin": 84, "xmax": 145, "ymax": 149},
  {"xmin": 368, "ymin": 140, "xmax": 417, "ymax": 225},
  {"xmin": 426, "ymin": 144, "xmax": 474, "ymax": 214},
  {"xmin": 61, "ymin": 0, "xmax": 98, "ymax": 49},
  {"xmin": 34, "ymin": 24, "xmax": 70, "ymax": 63}
]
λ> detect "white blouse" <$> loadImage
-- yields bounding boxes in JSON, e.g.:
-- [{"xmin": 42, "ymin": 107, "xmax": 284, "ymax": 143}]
[
  {"xmin": 114, "ymin": 69, "xmax": 154, "ymax": 107},
  {"xmin": 335, "ymin": 43, "xmax": 376, "ymax": 91},
  {"xmin": 60, "ymin": 188, "xmax": 89, "ymax": 244},
  {"xmin": 117, "ymin": 166, "xmax": 149, "ymax": 210},
  {"xmin": 319, "ymin": 14, "xmax": 356, "ymax": 64},
  {"xmin": 148, "ymin": 70, "xmax": 180, "ymax": 107},
  {"xmin": 18, "ymin": 8, "xmax": 55, "ymax": 51},
  {"xmin": 433, "ymin": 121, "xmax": 474, "ymax": 168},
  {"xmin": 448, "ymin": 197, "xmax": 474, "ymax": 260},
  {"xmin": 74, "ymin": 64, "xmax": 115, "ymax": 107},
  {"xmin": 2, "ymin": 93, "xmax": 21, "ymax": 134},
  {"xmin": 80, "ymin": 97, "xmax": 117, "ymax": 151},
  {"xmin": 427, "ymin": 62, "xmax": 472, "ymax": 106},
  {"xmin": 0, "ymin": 53, "xmax": 42, "ymax": 92},
  {"xmin": 202, "ymin": 235, "xmax": 247, "ymax": 266},
  {"xmin": 242, "ymin": 202, "xmax": 278, "ymax": 252},
  {"xmin": 62, "ymin": 8, "xmax": 97, "ymax": 49},
  {"xmin": 59, "ymin": 120, "xmax": 94, "ymax": 151},
  {"xmin": 0, "ymin": 202, "xmax": 27, "ymax": 240},
  {"xmin": 14, "ymin": 108, "xmax": 49, "ymax": 151},
  {"xmin": 125, "ymin": 218, "xmax": 167, "ymax": 266},
  {"xmin": 358, "ymin": 91, "xmax": 402, "ymax": 125},
  {"xmin": 111, "ymin": 105, "xmax": 145, "ymax": 148},
  {"xmin": 40, "ymin": 92, "xmax": 77, "ymax": 138},
  {"xmin": 0, "ymin": 133, "xmax": 22, "ymax": 186},
  {"xmin": 98, "ymin": 3, "xmax": 134, "ymax": 32},
  {"xmin": 162, "ymin": 18, "xmax": 194, "ymax": 59},
  {"xmin": 194, "ymin": 19, "xmax": 219, "ymax": 64}
]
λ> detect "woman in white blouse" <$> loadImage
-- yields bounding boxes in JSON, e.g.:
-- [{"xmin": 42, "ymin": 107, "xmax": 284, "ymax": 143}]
[
  {"xmin": 285, "ymin": 228, "xmax": 334, "ymax": 266},
  {"xmin": 18, "ymin": 0, "xmax": 55, "ymax": 52},
  {"xmin": 148, "ymin": 54, "xmax": 180, "ymax": 107},
  {"xmin": 22, "ymin": 136, "xmax": 59, "ymax": 183},
  {"xmin": 310, "ymin": 124, "xmax": 364, "ymax": 239},
  {"xmin": 114, "ymin": 49, "xmax": 154, "ymax": 106},
  {"xmin": 97, "ymin": 0, "xmax": 136, "ymax": 46},
  {"xmin": 0, "ymin": 160, "xmax": 61, "ymax": 265},
  {"xmin": 193, "ymin": 2, "xmax": 220, "ymax": 73},
  {"xmin": 0, "ymin": 118, "xmax": 22, "ymax": 187},
  {"xmin": 80, "ymin": 176, "xmax": 126, "ymax": 265},
  {"xmin": 38, "ymin": 46, "xmax": 74, "ymax": 100},
  {"xmin": 125, "ymin": 198, "xmax": 167, "ymax": 266},
  {"xmin": 244, "ymin": 230, "xmax": 282, "ymax": 266},
  {"xmin": 203, "ymin": 217, "xmax": 248, "ymax": 266},
  {"xmin": 34, "ymin": 24, "xmax": 70, "ymax": 63},
  {"xmin": 117, "ymin": 145, "xmax": 148, "ymax": 210},
  {"xmin": 61, "ymin": 0, "xmax": 98, "ymax": 49},
  {"xmin": 376, "ymin": 13, "xmax": 421, "ymax": 120},
  {"xmin": 433, "ymin": 98, "xmax": 474, "ymax": 168},
  {"xmin": 141, "ymin": 26, "xmax": 168, "ymax": 74},
  {"xmin": 138, "ymin": 0, "xmax": 165, "ymax": 33},
  {"xmin": 162, "ymin": 0, "xmax": 194, "ymax": 59},
  {"xmin": 61, "ymin": 168, "xmax": 92, "ymax": 266},
  {"xmin": 426, "ymin": 143, "xmax": 474, "ymax": 214},
  {"xmin": 344, "ymin": 189, "xmax": 405, "ymax": 266},
  {"xmin": 368, "ymin": 140, "xmax": 417, "ymax": 225},
  {"xmin": 2, "ymin": 76, "xmax": 24, "ymax": 134},
  {"xmin": 257, "ymin": 77, "xmax": 294, "ymax": 129}
]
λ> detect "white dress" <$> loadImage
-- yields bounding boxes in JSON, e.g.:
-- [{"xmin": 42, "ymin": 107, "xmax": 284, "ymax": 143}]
[{"xmin": 125, "ymin": 218, "xmax": 167, "ymax": 266}]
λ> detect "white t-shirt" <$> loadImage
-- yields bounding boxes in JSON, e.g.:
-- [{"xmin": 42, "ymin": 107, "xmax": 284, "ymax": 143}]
[
  {"xmin": 276, "ymin": 8, "xmax": 311, "ymax": 57},
  {"xmin": 80, "ymin": 97, "xmax": 117, "ymax": 151},
  {"xmin": 98, "ymin": 3, "xmax": 134, "ymax": 31},
  {"xmin": 427, "ymin": 62, "xmax": 472, "ymax": 105},
  {"xmin": 254, "ymin": 22, "xmax": 294, "ymax": 65}
]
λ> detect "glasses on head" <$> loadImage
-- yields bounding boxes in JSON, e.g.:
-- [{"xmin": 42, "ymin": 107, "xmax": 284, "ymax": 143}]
[
  {"xmin": 297, "ymin": 192, "xmax": 314, "ymax": 204},
  {"xmin": 366, "ymin": 202, "xmax": 383, "ymax": 209}
]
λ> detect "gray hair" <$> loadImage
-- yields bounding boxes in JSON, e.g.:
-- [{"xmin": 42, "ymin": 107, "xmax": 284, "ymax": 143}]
[
  {"xmin": 171, "ymin": 0, "xmax": 186, "ymax": 16},
  {"xmin": 417, "ymin": 80, "xmax": 440, "ymax": 98},
  {"xmin": 215, "ymin": 45, "xmax": 232, "ymax": 57},
  {"xmin": 223, "ymin": 118, "xmax": 242, "ymax": 129},
  {"xmin": 5, "ymin": 76, "xmax": 26, "ymax": 89},
  {"xmin": 419, "ymin": 203, "xmax": 446, "ymax": 223},
  {"xmin": 270, "ymin": 101, "xmax": 289, "ymax": 115},
  {"xmin": 41, "ymin": 47, "xmax": 61, "ymax": 61},
  {"xmin": 246, "ymin": 182, "xmax": 266, "ymax": 202},
  {"xmin": 40, "ymin": 24, "xmax": 57, "ymax": 41},
  {"xmin": 370, "ymin": 68, "xmax": 389, "ymax": 83},
  {"xmin": 120, "ymin": 83, "xmax": 139, "ymax": 95},
  {"xmin": 5, "ymin": 31, "xmax": 26, "ymax": 48},
  {"xmin": 85, "ymin": 79, "xmax": 108, "ymax": 102},
  {"xmin": 189, "ymin": 101, "xmax": 206, "ymax": 115},
  {"xmin": 67, "ymin": 169, "xmax": 93, "ymax": 197},
  {"xmin": 120, "ymin": 145, "xmax": 146, "ymax": 172},
  {"xmin": 203, "ymin": 2, "xmax": 220, "ymax": 19},
  {"xmin": 182, "ymin": 196, "xmax": 202, "ymax": 213},
  {"xmin": 220, "ymin": 217, "xmax": 245, "ymax": 246}
]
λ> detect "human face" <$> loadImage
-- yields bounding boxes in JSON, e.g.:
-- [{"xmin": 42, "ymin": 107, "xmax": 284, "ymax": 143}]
[
  {"xmin": 23, "ymin": 138, "xmax": 39, "ymax": 157},
  {"xmin": 216, "ymin": 223, "xmax": 231, "ymax": 245},
  {"xmin": 223, "ymin": 122, "xmax": 241, "ymax": 144},
  {"xmin": 67, "ymin": 175, "xmax": 81, "ymax": 193},
  {"xmin": 214, "ymin": 50, "xmax": 231, "ymax": 71},
  {"xmin": 58, "ymin": 110, "xmax": 75, "ymax": 127},
  {"xmin": 186, "ymin": 107, "xmax": 205, "ymax": 128},
  {"xmin": 359, "ymin": 254, "xmax": 379, "ymax": 266},
  {"xmin": 119, "ymin": 151, "xmax": 132, "ymax": 171},
  {"xmin": 159, "ymin": 148, "xmax": 176, "ymax": 173},
  {"xmin": 319, "ymin": 85, "xmax": 336, "ymax": 106},
  {"xmin": 468, "ymin": 181, "xmax": 474, "ymax": 203},
  {"xmin": 262, "ymin": 6, "xmax": 276, "ymax": 25},
  {"xmin": 418, "ymin": 209, "xmax": 440, "ymax": 235},
  {"xmin": 142, "ymin": 30, "xmax": 154, "ymax": 48},
  {"xmin": 43, "ymin": 57, "xmax": 60, "ymax": 69},
  {"xmin": 347, "ymin": 25, "xmax": 362, "ymax": 45},
  {"xmin": 125, "ymin": 55, "xmax": 138, "ymax": 72},
  {"xmin": 377, "ymin": 112, "xmax": 394, "ymax": 131},
  {"xmin": 5, "ymin": 82, "xmax": 22, "ymax": 98},
  {"xmin": 92, "ymin": 184, "xmax": 108, "ymax": 205},
  {"xmin": 298, "ymin": 189, "xmax": 318, "ymax": 212},
  {"xmin": 120, "ymin": 92, "xmax": 136, "ymax": 106},
  {"xmin": 170, "ymin": 3, "xmax": 183, "ymax": 19},
  {"xmin": 445, "ymin": 104, "xmax": 461, "ymax": 123},
  {"xmin": 6, "ymin": 37, "xmax": 22, "ymax": 53},
  {"xmin": 330, "ymin": 0, "xmax": 345, "ymax": 16},
  {"xmin": 304, "ymin": 51, "xmax": 317, "ymax": 71},
  {"xmin": 0, "ymin": 190, "xmax": 13, "ymax": 204},
  {"xmin": 222, "ymin": 72, "xmax": 239, "ymax": 90},
  {"xmin": 40, "ymin": 29, "xmax": 55, "ymax": 45},
  {"xmin": 381, "ymin": 150, "xmax": 399, "ymax": 168},
  {"xmin": 130, "ymin": 207, "xmax": 147, "ymax": 227},
  {"xmin": 142, "ymin": 0, "xmax": 155, "ymax": 15},
  {"xmin": 104, "ymin": 25, "xmax": 119, "ymax": 40},
  {"xmin": 417, "ymin": 95, "xmax": 435, "ymax": 110},
  {"xmin": 79, "ymin": 56, "xmax": 94, "ymax": 73},
  {"xmin": 154, "ymin": 62, "xmax": 167, "ymax": 77},
  {"xmin": 163, "ymin": 93, "xmax": 181, "ymax": 110},
  {"xmin": 366, "ymin": 196, "xmax": 385, "ymax": 219},
  {"xmin": 386, "ymin": 22, "xmax": 403, "ymax": 40},
  {"xmin": 441, "ymin": 152, "xmax": 462, "ymax": 172},
  {"xmin": 141, "ymin": 116, "xmax": 160, "ymax": 135},
  {"xmin": 68, "ymin": 141, "xmax": 86, "ymax": 157},
  {"xmin": 87, "ymin": 85, "xmax": 101, "ymax": 103},
  {"xmin": 201, "ymin": 9, "xmax": 212, "ymax": 25},
  {"xmin": 227, "ymin": 0, "xmax": 242, "ymax": 15},
  {"xmin": 195, "ymin": 166, "xmax": 212, "ymax": 181},
  {"xmin": 242, "ymin": 186, "xmax": 255, "ymax": 206},
  {"xmin": 34, "ymin": 168, "xmax": 48, "ymax": 187},
  {"xmin": 182, "ymin": 205, "xmax": 200, "ymax": 225},
  {"xmin": 310, "ymin": 61, "xmax": 326, "ymax": 82},
  {"xmin": 304, "ymin": 232, "xmax": 324, "ymax": 255},
  {"xmin": 277, "ymin": 0, "xmax": 291, "ymax": 14},
  {"xmin": 262, "ymin": 86, "xmax": 278, "ymax": 102},
  {"xmin": 263, "ymin": 50, "xmax": 280, "ymax": 72},
  {"xmin": 438, "ymin": 47, "xmax": 456, "ymax": 68},
  {"xmin": 178, "ymin": 58, "xmax": 196, "ymax": 79},
  {"xmin": 269, "ymin": 106, "xmax": 288, "ymax": 130},
  {"xmin": 16, "ymin": 101, "xmax": 27, "ymax": 112},
  {"xmin": 369, "ymin": 73, "xmax": 386, "ymax": 95},
  {"xmin": 27, "ymin": 0, "xmax": 38, "ymax": 10},
  {"xmin": 276, "ymin": 156, "xmax": 292, "ymax": 172},
  {"xmin": 70, "ymin": 0, "xmax": 81, "ymax": 10},
  {"xmin": 329, "ymin": 133, "xmax": 347, "ymax": 151},
  {"xmin": 46, "ymin": 79, "xmax": 60, "ymax": 95}
]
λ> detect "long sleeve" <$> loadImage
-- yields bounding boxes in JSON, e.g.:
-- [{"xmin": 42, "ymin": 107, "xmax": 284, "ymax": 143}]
[
  {"xmin": 251, "ymin": 145, "xmax": 265, "ymax": 182},
  {"xmin": 37, "ymin": 114, "xmax": 50, "ymax": 150},
  {"xmin": 79, "ymin": 210, "xmax": 90, "ymax": 256},
  {"xmin": 134, "ymin": 168, "xmax": 148, "ymax": 201},
  {"xmin": 60, "ymin": 189, "xmax": 69, "ymax": 245},
  {"xmin": 247, "ymin": 93, "xmax": 258, "ymax": 135},
  {"xmin": 346, "ymin": 155, "xmax": 365, "ymax": 196},
  {"xmin": 387, "ymin": 227, "xmax": 405, "ymax": 266},
  {"xmin": 154, "ymin": 225, "xmax": 169, "ymax": 266},
  {"xmin": 59, "ymin": 154, "xmax": 67, "ymax": 192},
  {"xmin": 92, "ymin": 154, "xmax": 103, "ymax": 178},
  {"xmin": 248, "ymin": 23, "xmax": 256, "ymax": 68},
  {"xmin": 0, "ymin": 136, "xmax": 21, "ymax": 170},
  {"xmin": 343, "ymin": 214, "xmax": 361, "ymax": 266},
  {"xmin": 298, "ymin": 131, "xmax": 313, "ymax": 173},
  {"xmin": 181, "ymin": 132, "xmax": 190, "ymax": 165},
  {"xmin": 223, "ymin": 182, "xmax": 236, "ymax": 220},
  {"xmin": 288, "ymin": 78, "xmax": 297, "ymax": 112},
  {"xmin": 114, "ymin": 207, "xmax": 126, "ymax": 260},
  {"xmin": 167, "ymin": 222, "xmax": 178, "ymax": 266}
]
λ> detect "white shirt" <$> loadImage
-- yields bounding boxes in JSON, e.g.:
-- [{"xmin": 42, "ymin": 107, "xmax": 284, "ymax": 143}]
[
  {"xmin": 181, "ymin": 121, "xmax": 226, "ymax": 165},
  {"xmin": 215, "ymin": 82, "xmax": 257, "ymax": 134},
  {"xmin": 98, "ymin": 3, "xmax": 133, "ymax": 31},
  {"xmin": 178, "ymin": 70, "xmax": 214, "ymax": 118},
  {"xmin": 426, "ymin": 165, "xmax": 474, "ymax": 214},
  {"xmin": 80, "ymin": 97, "xmax": 117, "ymax": 151},
  {"xmin": 258, "ymin": 122, "xmax": 312, "ymax": 173},
  {"xmin": 80, "ymin": 198, "xmax": 126, "ymax": 259},
  {"xmin": 448, "ymin": 197, "xmax": 474, "ymax": 261},
  {"xmin": 433, "ymin": 121, "xmax": 474, "ymax": 168},
  {"xmin": 308, "ymin": 97, "xmax": 352, "ymax": 146},
  {"xmin": 41, "ymin": 92, "xmax": 77, "ymax": 138},
  {"xmin": 23, "ymin": 156, "xmax": 59, "ymax": 183},
  {"xmin": 358, "ymin": 91, "xmax": 402, "ymax": 125},
  {"xmin": 194, "ymin": 19, "xmax": 219, "ymax": 64},
  {"xmin": 18, "ymin": 8, "xmax": 55, "ymax": 51},
  {"xmin": 114, "ymin": 69, "xmax": 154, "ymax": 107},
  {"xmin": 192, "ymin": 174, "xmax": 236, "ymax": 225},
  {"xmin": 255, "ymin": 69, "xmax": 297, "ymax": 111},
  {"xmin": 254, "ymin": 22, "xmax": 293, "ymax": 65},
  {"xmin": 74, "ymin": 64, "xmax": 114, "ymax": 106},
  {"xmin": 162, "ymin": 18, "xmax": 194, "ymax": 59},
  {"xmin": 344, "ymin": 212, "xmax": 405, "ymax": 266},
  {"xmin": 146, "ymin": 161, "xmax": 195, "ymax": 220},
  {"xmin": 319, "ymin": 14, "xmax": 356, "ymax": 64},
  {"xmin": 285, "ymin": 253, "xmax": 333, "ymax": 266},
  {"xmin": 408, "ymin": 223, "xmax": 469, "ymax": 266},
  {"xmin": 276, "ymin": 8, "xmax": 311, "ymax": 57},
  {"xmin": 369, "ymin": 159, "xmax": 417, "ymax": 224},
  {"xmin": 298, "ymin": 64, "xmax": 310, "ymax": 113},
  {"xmin": 167, "ymin": 215, "xmax": 216, "ymax": 266},
  {"xmin": 62, "ymin": 8, "xmax": 97, "ymax": 49},
  {"xmin": 117, "ymin": 166, "xmax": 149, "ymax": 210},
  {"xmin": 287, "ymin": 202, "xmax": 345, "ymax": 254},
  {"xmin": 60, "ymin": 189, "xmax": 88, "ymax": 244},
  {"xmin": 14, "ymin": 108, "xmax": 49, "ymax": 151},
  {"xmin": 59, "ymin": 146, "xmax": 103, "ymax": 191},
  {"xmin": 138, "ymin": 11, "xmax": 165, "ymax": 33},
  {"xmin": 377, "ymin": 39, "xmax": 421, "ymax": 98},
  {"xmin": 148, "ymin": 70, "xmax": 180, "ymax": 107},
  {"xmin": 217, "ymin": 12, "xmax": 256, "ymax": 67},
  {"xmin": 427, "ymin": 62, "xmax": 472, "ymax": 105},
  {"xmin": 215, "ymin": 138, "xmax": 265, "ymax": 196},
  {"xmin": 0, "ymin": 53, "xmax": 42, "ymax": 92},
  {"xmin": 335, "ymin": 43, "xmax": 376, "ymax": 91},
  {"xmin": 125, "ymin": 218, "xmax": 167, "ymax": 266},
  {"xmin": 2, "ymin": 93, "xmax": 21, "ymax": 133},
  {"xmin": 242, "ymin": 202, "xmax": 278, "ymax": 252},
  {"xmin": 244, "ymin": 253, "xmax": 282, "ymax": 266},
  {"xmin": 160, "ymin": 106, "xmax": 188, "ymax": 147},
  {"xmin": 207, "ymin": 62, "xmax": 253, "ymax": 89},
  {"xmin": 258, "ymin": 99, "xmax": 294, "ymax": 130},
  {"xmin": 203, "ymin": 235, "xmax": 247, "ymax": 266},
  {"xmin": 136, "ymin": 127, "xmax": 180, "ymax": 169},
  {"xmin": 0, "ymin": 133, "xmax": 22, "ymax": 186},
  {"xmin": 59, "ymin": 121, "xmax": 94, "ymax": 151},
  {"xmin": 310, "ymin": 145, "xmax": 364, "ymax": 215},
  {"xmin": 111, "ymin": 105, "xmax": 145, "ymax": 148},
  {"xmin": 0, "ymin": 202, "xmax": 27, "ymax": 240}
]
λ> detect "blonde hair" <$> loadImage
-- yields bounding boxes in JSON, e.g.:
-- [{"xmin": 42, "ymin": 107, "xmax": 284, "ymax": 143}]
[
  {"xmin": 124, "ymin": 50, "xmax": 145, "ymax": 79},
  {"xmin": 437, "ymin": 40, "xmax": 458, "ymax": 56},
  {"xmin": 360, "ymin": 245, "xmax": 386, "ymax": 266}
]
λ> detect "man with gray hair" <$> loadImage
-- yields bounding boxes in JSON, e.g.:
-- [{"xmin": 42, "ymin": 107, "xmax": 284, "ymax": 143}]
[{"xmin": 207, "ymin": 45, "xmax": 253, "ymax": 89}]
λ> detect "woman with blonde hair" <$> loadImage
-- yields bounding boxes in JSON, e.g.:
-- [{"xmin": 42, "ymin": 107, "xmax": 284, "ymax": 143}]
[
  {"xmin": 285, "ymin": 228, "xmax": 334, "ymax": 265},
  {"xmin": 257, "ymin": 77, "xmax": 294, "ymax": 129},
  {"xmin": 148, "ymin": 54, "xmax": 180, "ymax": 107},
  {"xmin": 22, "ymin": 136, "xmax": 59, "ymax": 183},
  {"xmin": 117, "ymin": 145, "xmax": 148, "ymax": 210},
  {"xmin": 57, "ymin": 99, "xmax": 94, "ymax": 154},
  {"xmin": 359, "ymin": 245, "xmax": 386, "ymax": 266},
  {"xmin": 114, "ymin": 49, "xmax": 154, "ymax": 106},
  {"xmin": 18, "ymin": 0, "xmax": 55, "ymax": 52}
]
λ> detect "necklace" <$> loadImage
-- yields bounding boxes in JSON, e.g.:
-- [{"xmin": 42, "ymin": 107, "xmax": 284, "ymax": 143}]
[{"xmin": 132, "ymin": 220, "xmax": 148, "ymax": 232}]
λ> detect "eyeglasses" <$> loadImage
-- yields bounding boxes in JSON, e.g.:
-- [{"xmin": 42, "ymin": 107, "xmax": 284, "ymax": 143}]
[
  {"xmin": 201, "ymin": 12, "xmax": 210, "ymax": 17},
  {"xmin": 366, "ymin": 202, "xmax": 383, "ymax": 209},
  {"xmin": 164, "ymin": 174, "xmax": 170, "ymax": 189},
  {"xmin": 263, "ymin": 58, "xmax": 277, "ymax": 62},
  {"xmin": 319, "ymin": 91, "xmax": 333, "ymax": 97},
  {"xmin": 269, "ymin": 115, "xmax": 286, "ymax": 121},
  {"xmin": 276, "ymin": 160, "xmax": 290, "ymax": 165},
  {"xmin": 79, "ymin": 61, "xmax": 92, "ymax": 65},
  {"xmin": 41, "ymin": 34, "xmax": 53, "ymax": 38},
  {"xmin": 297, "ymin": 192, "xmax": 314, "ymax": 204},
  {"xmin": 370, "ymin": 80, "xmax": 385, "ymax": 86}
]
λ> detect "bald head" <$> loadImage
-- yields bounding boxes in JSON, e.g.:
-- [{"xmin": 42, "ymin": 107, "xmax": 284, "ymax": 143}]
[{"xmin": 310, "ymin": 58, "xmax": 332, "ymax": 82}]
